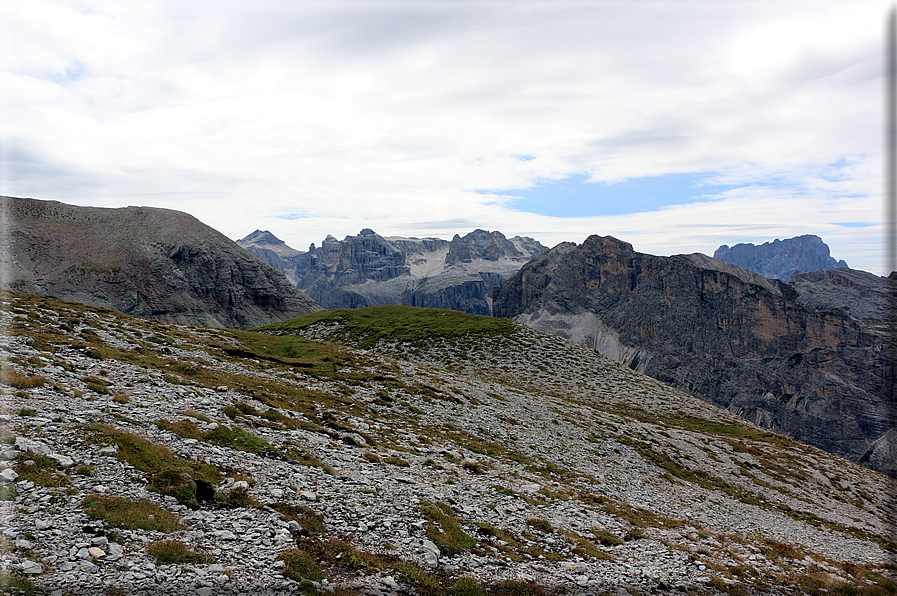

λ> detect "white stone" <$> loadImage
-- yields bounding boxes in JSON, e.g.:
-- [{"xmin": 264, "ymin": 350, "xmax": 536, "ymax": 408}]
[
  {"xmin": 49, "ymin": 453, "xmax": 74, "ymax": 468},
  {"xmin": 15, "ymin": 437, "xmax": 51, "ymax": 456},
  {"xmin": 422, "ymin": 551, "xmax": 439, "ymax": 569},
  {"xmin": 0, "ymin": 468, "xmax": 18, "ymax": 483},
  {"xmin": 19, "ymin": 560, "xmax": 42, "ymax": 574}
]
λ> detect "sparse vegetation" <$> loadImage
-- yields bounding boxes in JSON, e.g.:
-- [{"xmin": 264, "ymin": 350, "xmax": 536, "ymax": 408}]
[
  {"xmin": 16, "ymin": 454, "xmax": 69, "ymax": 487},
  {"xmin": 82, "ymin": 494, "xmax": 181, "ymax": 532},
  {"xmin": 421, "ymin": 501, "xmax": 476, "ymax": 555},
  {"xmin": 146, "ymin": 540, "xmax": 214, "ymax": 564},
  {"xmin": 0, "ymin": 370, "xmax": 46, "ymax": 389}
]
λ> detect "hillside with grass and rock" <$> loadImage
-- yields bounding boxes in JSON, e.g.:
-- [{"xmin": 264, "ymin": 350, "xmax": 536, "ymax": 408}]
[
  {"xmin": 1, "ymin": 292, "xmax": 895, "ymax": 595},
  {"xmin": 0, "ymin": 196, "xmax": 320, "ymax": 330}
]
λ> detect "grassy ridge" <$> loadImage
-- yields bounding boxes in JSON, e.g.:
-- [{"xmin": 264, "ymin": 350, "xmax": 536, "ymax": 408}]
[{"xmin": 256, "ymin": 305, "xmax": 514, "ymax": 349}]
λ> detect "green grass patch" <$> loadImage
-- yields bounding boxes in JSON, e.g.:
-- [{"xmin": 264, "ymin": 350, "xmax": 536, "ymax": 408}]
[
  {"xmin": 146, "ymin": 540, "xmax": 214, "ymax": 564},
  {"xmin": 272, "ymin": 502, "xmax": 326, "ymax": 534},
  {"xmin": 202, "ymin": 424, "xmax": 274, "ymax": 455},
  {"xmin": 284, "ymin": 445, "xmax": 335, "ymax": 475},
  {"xmin": 421, "ymin": 501, "xmax": 476, "ymax": 555},
  {"xmin": 592, "ymin": 528, "xmax": 624, "ymax": 546},
  {"xmin": 525, "ymin": 518, "xmax": 553, "ymax": 533},
  {"xmin": 449, "ymin": 577, "xmax": 487, "ymax": 596},
  {"xmin": 83, "ymin": 494, "xmax": 181, "ymax": 532},
  {"xmin": 16, "ymin": 454, "xmax": 69, "ymax": 487},
  {"xmin": 256, "ymin": 305, "xmax": 514, "ymax": 349},
  {"xmin": 157, "ymin": 417, "xmax": 275, "ymax": 455},
  {"xmin": 383, "ymin": 456, "xmax": 410, "ymax": 467},
  {"xmin": 0, "ymin": 370, "xmax": 46, "ymax": 390},
  {"xmin": 0, "ymin": 570, "xmax": 40, "ymax": 595},
  {"xmin": 491, "ymin": 579, "xmax": 545, "ymax": 596},
  {"xmin": 178, "ymin": 410, "xmax": 212, "ymax": 423},
  {"xmin": 86, "ymin": 423, "xmax": 224, "ymax": 506},
  {"xmin": 278, "ymin": 547, "xmax": 328, "ymax": 583}
]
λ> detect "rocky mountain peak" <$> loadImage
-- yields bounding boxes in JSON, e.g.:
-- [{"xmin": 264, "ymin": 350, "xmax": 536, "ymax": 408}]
[
  {"xmin": 582, "ymin": 234, "xmax": 635, "ymax": 254},
  {"xmin": 237, "ymin": 229, "xmax": 285, "ymax": 246},
  {"xmin": 713, "ymin": 234, "xmax": 848, "ymax": 281},
  {"xmin": 445, "ymin": 229, "xmax": 526, "ymax": 265}
]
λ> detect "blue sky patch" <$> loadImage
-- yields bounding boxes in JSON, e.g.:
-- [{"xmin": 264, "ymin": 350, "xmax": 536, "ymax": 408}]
[
  {"xmin": 478, "ymin": 172, "xmax": 736, "ymax": 217},
  {"xmin": 834, "ymin": 222, "xmax": 876, "ymax": 228}
]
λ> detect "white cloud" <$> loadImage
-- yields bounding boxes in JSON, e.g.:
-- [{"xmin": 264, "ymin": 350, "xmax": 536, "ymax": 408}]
[{"xmin": 0, "ymin": 0, "xmax": 890, "ymax": 274}]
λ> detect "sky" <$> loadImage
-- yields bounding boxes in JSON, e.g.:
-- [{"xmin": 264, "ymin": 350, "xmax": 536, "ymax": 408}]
[{"xmin": 0, "ymin": 0, "xmax": 890, "ymax": 274}]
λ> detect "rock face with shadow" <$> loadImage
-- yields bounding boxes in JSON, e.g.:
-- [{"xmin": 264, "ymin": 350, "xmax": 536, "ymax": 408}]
[
  {"xmin": 0, "ymin": 196, "xmax": 321, "ymax": 329},
  {"xmin": 238, "ymin": 228, "xmax": 548, "ymax": 315},
  {"xmin": 493, "ymin": 234, "xmax": 895, "ymax": 476},
  {"xmin": 713, "ymin": 234, "xmax": 849, "ymax": 281}
]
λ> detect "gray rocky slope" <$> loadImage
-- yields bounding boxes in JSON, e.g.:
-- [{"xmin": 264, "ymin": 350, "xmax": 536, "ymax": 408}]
[
  {"xmin": 492, "ymin": 235, "xmax": 895, "ymax": 477},
  {"xmin": 0, "ymin": 196, "xmax": 320, "ymax": 330},
  {"xmin": 713, "ymin": 235, "xmax": 848, "ymax": 281},
  {"xmin": 1, "ymin": 293, "xmax": 895, "ymax": 595},
  {"xmin": 237, "ymin": 229, "xmax": 547, "ymax": 315}
]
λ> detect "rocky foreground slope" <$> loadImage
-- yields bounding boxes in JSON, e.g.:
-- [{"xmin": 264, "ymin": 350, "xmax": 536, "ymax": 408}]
[
  {"xmin": 713, "ymin": 236, "xmax": 849, "ymax": 281},
  {"xmin": 492, "ymin": 235, "xmax": 895, "ymax": 477},
  {"xmin": 237, "ymin": 229, "xmax": 547, "ymax": 315},
  {"xmin": 1, "ymin": 293, "xmax": 895, "ymax": 595},
  {"xmin": 0, "ymin": 196, "xmax": 320, "ymax": 329}
]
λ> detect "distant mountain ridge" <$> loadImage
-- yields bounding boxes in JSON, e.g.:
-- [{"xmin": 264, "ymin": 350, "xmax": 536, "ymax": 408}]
[
  {"xmin": 713, "ymin": 234, "xmax": 848, "ymax": 281},
  {"xmin": 0, "ymin": 196, "xmax": 320, "ymax": 329},
  {"xmin": 493, "ymin": 234, "xmax": 895, "ymax": 476},
  {"xmin": 237, "ymin": 228, "xmax": 548, "ymax": 315}
]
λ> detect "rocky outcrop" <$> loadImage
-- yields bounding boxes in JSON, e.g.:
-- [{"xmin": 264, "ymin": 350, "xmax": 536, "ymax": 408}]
[
  {"xmin": 713, "ymin": 234, "xmax": 848, "ymax": 280},
  {"xmin": 237, "ymin": 229, "xmax": 547, "ymax": 314},
  {"xmin": 0, "ymin": 196, "xmax": 320, "ymax": 329},
  {"xmin": 493, "ymin": 234, "xmax": 894, "ymax": 475},
  {"xmin": 789, "ymin": 268, "xmax": 895, "ymax": 333}
]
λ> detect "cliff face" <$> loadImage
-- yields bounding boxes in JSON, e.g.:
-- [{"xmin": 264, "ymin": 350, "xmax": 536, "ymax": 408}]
[
  {"xmin": 713, "ymin": 234, "xmax": 848, "ymax": 281},
  {"xmin": 237, "ymin": 229, "xmax": 547, "ymax": 314},
  {"xmin": 493, "ymin": 235, "xmax": 894, "ymax": 475},
  {"xmin": 0, "ymin": 196, "xmax": 321, "ymax": 329}
]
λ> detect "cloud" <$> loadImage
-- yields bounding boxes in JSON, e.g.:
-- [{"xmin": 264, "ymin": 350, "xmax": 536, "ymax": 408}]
[{"xmin": 0, "ymin": 0, "xmax": 889, "ymax": 274}]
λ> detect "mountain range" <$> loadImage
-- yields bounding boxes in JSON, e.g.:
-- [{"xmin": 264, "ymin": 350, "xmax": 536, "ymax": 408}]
[
  {"xmin": 1, "ymin": 196, "xmax": 892, "ymax": 478},
  {"xmin": 237, "ymin": 228, "xmax": 547, "ymax": 316}
]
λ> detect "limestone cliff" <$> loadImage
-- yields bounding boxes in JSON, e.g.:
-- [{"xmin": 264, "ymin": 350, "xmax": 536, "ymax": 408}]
[
  {"xmin": 237, "ymin": 229, "xmax": 547, "ymax": 314},
  {"xmin": 0, "ymin": 196, "xmax": 321, "ymax": 329},
  {"xmin": 713, "ymin": 234, "xmax": 848, "ymax": 281},
  {"xmin": 493, "ymin": 234, "xmax": 894, "ymax": 475}
]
